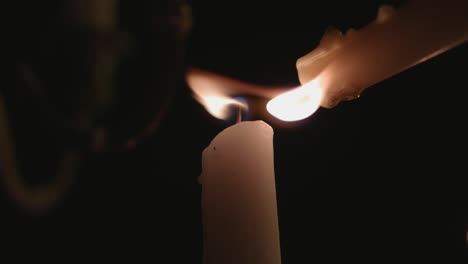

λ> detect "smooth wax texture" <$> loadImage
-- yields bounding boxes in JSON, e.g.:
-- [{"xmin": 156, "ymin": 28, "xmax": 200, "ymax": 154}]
[{"xmin": 200, "ymin": 120, "xmax": 281, "ymax": 264}]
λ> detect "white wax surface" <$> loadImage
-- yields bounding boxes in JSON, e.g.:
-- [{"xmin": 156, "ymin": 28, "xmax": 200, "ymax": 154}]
[{"xmin": 200, "ymin": 120, "xmax": 281, "ymax": 264}]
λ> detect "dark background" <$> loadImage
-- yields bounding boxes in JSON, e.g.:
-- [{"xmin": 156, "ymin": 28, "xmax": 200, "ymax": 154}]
[{"xmin": 2, "ymin": 0, "xmax": 467, "ymax": 262}]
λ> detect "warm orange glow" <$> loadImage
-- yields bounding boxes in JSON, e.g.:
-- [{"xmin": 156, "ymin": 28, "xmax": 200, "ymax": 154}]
[
  {"xmin": 196, "ymin": 95, "xmax": 247, "ymax": 120},
  {"xmin": 186, "ymin": 67, "xmax": 318, "ymax": 121},
  {"xmin": 266, "ymin": 80, "xmax": 323, "ymax": 121},
  {"xmin": 186, "ymin": 68, "xmax": 290, "ymax": 120},
  {"xmin": 186, "ymin": 69, "xmax": 248, "ymax": 120}
]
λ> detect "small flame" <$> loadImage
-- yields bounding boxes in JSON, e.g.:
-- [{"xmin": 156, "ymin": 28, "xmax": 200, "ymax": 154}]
[
  {"xmin": 186, "ymin": 68, "xmax": 248, "ymax": 120},
  {"xmin": 266, "ymin": 80, "xmax": 324, "ymax": 121},
  {"xmin": 186, "ymin": 68, "xmax": 289, "ymax": 120},
  {"xmin": 196, "ymin": 95, "xmax": 246, "ymax": 120}
]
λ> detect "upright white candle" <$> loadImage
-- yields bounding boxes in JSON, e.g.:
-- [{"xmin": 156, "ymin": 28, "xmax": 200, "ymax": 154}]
[{"xmin": 200, "ymin": 120, "xmax": 281, "ymax": 264}]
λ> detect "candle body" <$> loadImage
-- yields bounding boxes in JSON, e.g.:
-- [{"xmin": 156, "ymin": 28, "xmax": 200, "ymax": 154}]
[
  {"xmin": 200, "ymin": 120, "xmax": 281, "ymax": 264},
  {"xmin": 296, "ymin": 0, "xmax": 468, "ymax": 108}
]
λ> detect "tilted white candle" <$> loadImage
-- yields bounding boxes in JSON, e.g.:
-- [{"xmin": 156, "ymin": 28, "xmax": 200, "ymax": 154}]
[
  {"xmin": 295, "ymin": 0, "xmax": 468, "ymax": 109},
  {"xmin": 266, "ymin": 1, "xmax": 468, "ymax": 122},
  {"xmin": 200, "ymin": 120, "xmax": 281, "ymax": 264}
]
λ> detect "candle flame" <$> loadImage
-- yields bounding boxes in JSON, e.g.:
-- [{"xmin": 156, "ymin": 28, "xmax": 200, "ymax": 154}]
[
  {"xmin": 266, "ymin": 80, "xmax": 324, "ymax": 121},
  {"xmin": 186, "ymin": 68, "xmax": 287, "ymax": 120},
  {"xmin": 197, "ymin": 95, "xmax": 247, "ymax": 120},
  {"xmin": 186, "ymin": 69, "xmax": 248, "ymax": 120}
]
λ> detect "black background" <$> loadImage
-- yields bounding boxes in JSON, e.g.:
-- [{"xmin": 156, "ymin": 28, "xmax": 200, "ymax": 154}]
[{"xmin": 2, "ymin": 0, "xmax": 467, "ymax": 262}]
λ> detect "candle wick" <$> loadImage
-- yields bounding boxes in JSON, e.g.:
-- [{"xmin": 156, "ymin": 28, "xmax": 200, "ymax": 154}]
[{"xmin": 236, "ymin": 106, "xmax": 242, "ymax": 123}]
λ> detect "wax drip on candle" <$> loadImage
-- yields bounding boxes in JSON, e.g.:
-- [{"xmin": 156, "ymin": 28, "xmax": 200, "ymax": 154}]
[{"xmin": 293, "ymin": 1, "xmax": 468, "ymax": 109}]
